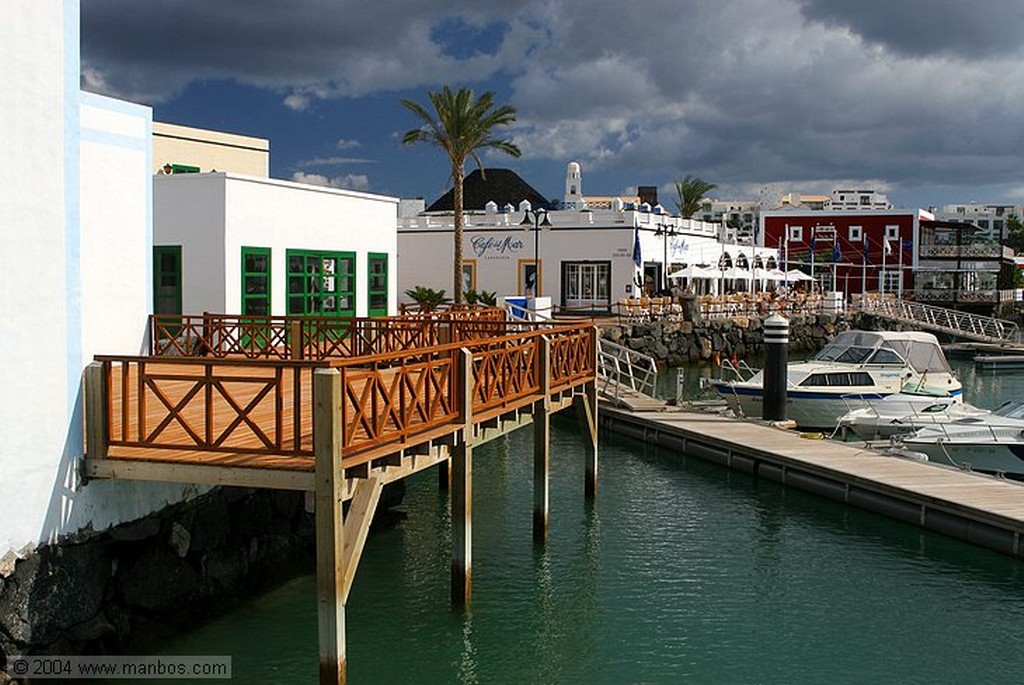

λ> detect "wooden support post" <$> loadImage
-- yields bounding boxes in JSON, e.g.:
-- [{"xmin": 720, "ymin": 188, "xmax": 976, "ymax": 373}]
[
  {"xmin": 579, "ymin": 327, "xmax": 599, "ymax": 499},
  {"xmin": 533, "ymin": 336, "xmax": 551, "ymax": 542},
  {"xmin": 451, "ymin": 348, "xmax": 473, "ymax": 607},
  {"xmin": 84, "ymin": 362, "xmax": 108, "ymax": 464},
  {"xmin": 437, "ymin": 324, "xmax": 453, "ymax": 490},
  {"xmin": 438, "ymin": 459, "xmax": 451, "ymax": 492},
  {"xmin": 314, "ymin": 369, "xmax": 346, "ymax": 685},
  {"xmin": 290, "ymin": 320, "xmax": 304, "ymax": 360}
]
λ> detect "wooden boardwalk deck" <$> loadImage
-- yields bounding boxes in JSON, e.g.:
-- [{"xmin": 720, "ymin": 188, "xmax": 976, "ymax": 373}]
[
  {"xmin": 86, "ymin": 318, "xmax": 599, "ymax": 495},
  {"xmin": 600, "ymin": 402, "xmax": 1024, "ymax": 557}
]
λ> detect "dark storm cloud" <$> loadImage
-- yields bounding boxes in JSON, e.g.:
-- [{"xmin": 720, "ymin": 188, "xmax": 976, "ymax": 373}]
[
  {"xmin": 80, "ymin": 0, "xmax": 533, "ymax": 102},
  {"xmin": 795, "ymin": 0, "xmax": 1024, "ymax": 59},
  {"xmin": 79, "ymin": 0, "xmax": 1024, "ymax": 203}
]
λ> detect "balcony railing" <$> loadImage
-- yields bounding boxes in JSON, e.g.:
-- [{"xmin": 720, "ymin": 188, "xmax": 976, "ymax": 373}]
[
  {"xmin": 97, "ymin": 321, "xmax": 597, "ymax": 462},
  {"xmin": 918, "ymin": 244, "xmax": 1004, "ymax": 259}
]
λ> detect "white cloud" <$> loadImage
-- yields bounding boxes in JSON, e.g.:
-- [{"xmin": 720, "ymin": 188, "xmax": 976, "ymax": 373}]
[{"xmin": 292, "ymin": 171, "xmax": 370, "ymax": 192}]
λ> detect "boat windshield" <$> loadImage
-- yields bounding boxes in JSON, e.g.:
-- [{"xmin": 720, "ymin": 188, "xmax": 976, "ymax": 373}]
[
  {"xmin": 811, "ymin": 331, "xmax": 951, "ymax": 374},
  {"xmin": 993, "ymin": 401, "xmax": 1024, "ymax": 419}
]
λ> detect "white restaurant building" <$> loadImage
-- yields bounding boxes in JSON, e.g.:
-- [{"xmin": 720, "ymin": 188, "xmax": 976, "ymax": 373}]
[{"xmin": 398, "ymin": 164, "xmax": 779, "ymax": 311}]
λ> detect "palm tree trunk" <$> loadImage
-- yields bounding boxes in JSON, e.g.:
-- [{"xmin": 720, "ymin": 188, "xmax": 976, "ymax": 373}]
[{"xmin": 452, "ymin": 161, "xmax": 465, "ymax": 304}]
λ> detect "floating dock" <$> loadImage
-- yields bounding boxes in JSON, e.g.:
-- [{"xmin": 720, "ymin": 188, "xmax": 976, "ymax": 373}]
[
  {"xmin": 599, "ymin": 403, "xmax": 1024, "ymax": 559},
  {"xmin": 974, "ymin": 354, "xmax": 1024, "ymax": 371}
]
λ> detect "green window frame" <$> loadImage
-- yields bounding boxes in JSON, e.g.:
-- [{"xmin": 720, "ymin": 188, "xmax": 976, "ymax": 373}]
[
  {"xmin": 286, "ymin": 249, "xmax": 356, "ymax": 317},
  {"xmin": 153, "ymin": 245, "xmax": 182, "ymax": 316},
  {"xmin": 241, "ymin": 247, "xmax": 272, "ymax": 316},
  {"xmin": 367, "ymin": 252, "xmax": 388, "ymax": 317}
]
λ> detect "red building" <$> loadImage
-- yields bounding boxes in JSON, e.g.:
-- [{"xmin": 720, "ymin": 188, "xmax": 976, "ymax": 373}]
[{"xmin": 760, "ymin": 209, "xmax": 922, "ymax": 296}]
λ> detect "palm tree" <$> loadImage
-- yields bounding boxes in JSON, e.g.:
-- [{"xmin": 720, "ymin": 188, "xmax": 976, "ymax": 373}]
[
  {"xmin": 401, "ymin": 86, "xmax": 521, "ymax": 304},
  {"xmin": 674, "ymin": 175, "xmax": 717, "ymax": 218}
]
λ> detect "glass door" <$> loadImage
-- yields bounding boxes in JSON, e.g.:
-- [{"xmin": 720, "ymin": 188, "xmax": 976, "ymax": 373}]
[
  {"xmin": 367, "ymin": 253, "xmax": 388, "ymax": 317},
  {"xmin": 562, "ymin": 261, "xmax": 611, "ymax": 311}
]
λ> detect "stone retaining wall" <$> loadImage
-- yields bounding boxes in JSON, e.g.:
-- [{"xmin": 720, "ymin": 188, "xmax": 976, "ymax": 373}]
[
  {"xmin": 598, "ymin": 311, "xmax": 912, "ymax": 366},
  {"xmin": 599, "ymin": 313, "xmax": 848, "ymax": 366}
]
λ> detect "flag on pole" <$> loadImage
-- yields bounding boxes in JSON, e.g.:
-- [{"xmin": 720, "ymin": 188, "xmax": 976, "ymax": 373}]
[
  {"xmin": 884, "ymin": 239, "xmax": 893, "ymax": 255},
  {"xmin": 810, "ymin": 234, "xmax": 816, "ymax": 265},
  {"xmin": 832, "ymin": 242, "xmax": 841, "ymax": 262},
  {"xmin": 863, "ymin": 238, "xmax": 869, "ymax": 261},
  {"xmin": 632, "ymin": 228, "xmax": 642, "ymax": 267}
]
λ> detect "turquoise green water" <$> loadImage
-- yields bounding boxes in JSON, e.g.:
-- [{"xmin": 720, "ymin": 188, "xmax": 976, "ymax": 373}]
[{"xmin": 149, "ymin": 386, "xmax": 1024, "ymax": 683}]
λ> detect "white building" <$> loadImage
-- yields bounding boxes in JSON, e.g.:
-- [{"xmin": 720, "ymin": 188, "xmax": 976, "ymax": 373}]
[
  {"xmin": 154, "ymin": 172, "xmax": 399, "ymax": 318},
  {"xmin": 829, "ymin": 188, "xmax": 892, "ymax": 211},
  {"xmin": 0, "ymin": 1, "xmax": 205, "ymax": 561},
  {"xmin": 399, "ymin": 165, "xmax": 777, "ymax": 309},
  {"xmin": 153, "ymin": 121, "xmax": 270, "ymax": 177},
  {"xmin": 935, "ymin": 203, "xmax": 1024, "ymax": 244}
]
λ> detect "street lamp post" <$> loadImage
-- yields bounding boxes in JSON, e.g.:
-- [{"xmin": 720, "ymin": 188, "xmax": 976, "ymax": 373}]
[
  {"xmin": 655, "ymin": 222, "xmax": 677, "ymax": 292},
  {"xmin": 520, "ymin": 208, "xmax": 551, "ymax": 296}
]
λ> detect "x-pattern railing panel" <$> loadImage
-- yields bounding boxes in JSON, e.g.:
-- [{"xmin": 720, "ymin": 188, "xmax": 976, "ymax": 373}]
[
  {"xmin": 339, "ymin": 358, "xmax": 456, "ymax": 453},
  {"xmin": 550, "ymin": 329, "xmax": 595, "ymax": 391},
  {"xmin": 103, "ymin": 359, "xmax": 311, "ymax": 455},
  {"xmin": 472, "ymin": 340, "xmax": 539, "ymax": 412}
]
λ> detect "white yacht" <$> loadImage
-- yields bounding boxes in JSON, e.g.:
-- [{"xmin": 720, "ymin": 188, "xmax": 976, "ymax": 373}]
[
  {"xmin": 711, "ymin": 330, "xmax": 963, "ymax": 430},
  {"xmin": 837, "ymin": 391, "xmax": 986, "ymax": 441},
  {"xmin": 902, "ymin": 401, "xmax": 1024, "ymax": 479}
]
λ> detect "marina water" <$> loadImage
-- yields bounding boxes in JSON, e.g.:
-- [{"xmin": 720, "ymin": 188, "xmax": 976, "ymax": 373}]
[{"xmin": 146, "ymin": 359, "xmax": 1024, "ymax": 683}]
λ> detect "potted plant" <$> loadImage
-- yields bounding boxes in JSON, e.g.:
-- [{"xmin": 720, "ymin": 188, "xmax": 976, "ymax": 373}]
[{"xmin": 404, "ymin": 286, "xmax": 451, "ymax": 312}]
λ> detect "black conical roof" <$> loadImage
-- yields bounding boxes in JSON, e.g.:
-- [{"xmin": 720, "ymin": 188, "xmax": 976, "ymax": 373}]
[{"xmin": 426, "ymin": 168, "xmax": 551, "ymax": 212}]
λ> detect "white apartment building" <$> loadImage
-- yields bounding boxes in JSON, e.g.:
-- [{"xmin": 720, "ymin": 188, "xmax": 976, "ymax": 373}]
[{"xmin": 935, "ymin": 203, "xmax": 1024, "ymax": 243}]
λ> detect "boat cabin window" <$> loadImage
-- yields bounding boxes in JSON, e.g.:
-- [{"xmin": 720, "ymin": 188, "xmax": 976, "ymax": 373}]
[{"xmin": 800, "ymin": 371, "xmax": 874, "ymax": 387}]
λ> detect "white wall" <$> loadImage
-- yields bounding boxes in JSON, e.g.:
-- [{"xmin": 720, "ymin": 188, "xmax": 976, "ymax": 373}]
[
  {"xmin": 0, "ymin": 3, "xmax": 203, "ymax": 560},
  {"xmin": 398, "ymin": 222, "xmax": 642, "ymax": 305},
  {"xmin": 153, "ymin": 174, "xmax": 229, "ymax": 313},
  {"xmin": 154, "ymin": 173, "xmax": 399, "ymax": 317},
  {"xmin": 80, "ymin": 93, "xmax": 152, "ymax": 356},
  {"xmin": 0, "ymin": 0, "xmax": 77, "ymax": 558}
]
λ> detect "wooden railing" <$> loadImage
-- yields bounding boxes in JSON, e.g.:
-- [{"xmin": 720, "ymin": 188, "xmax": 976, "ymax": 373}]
[
  {"xmin": 149, "ymin": 309, "xmax": 509, "ymax": 361},
  {"xmin": 98, "ymin": 357, "xmax": 318, "ymax": 457},
  {"xmin": 97, "ymin": 322, "xmax": 595, "ymax": 463}
]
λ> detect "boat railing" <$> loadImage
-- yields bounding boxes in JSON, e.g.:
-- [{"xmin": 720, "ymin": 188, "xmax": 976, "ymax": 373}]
[{"xmin": 719, "ymin": 357, "xmax": 758, "ymax": 382}]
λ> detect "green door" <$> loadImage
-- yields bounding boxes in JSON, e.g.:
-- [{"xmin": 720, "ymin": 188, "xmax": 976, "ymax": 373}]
[
  {"xmin": 154, "ymin": 245, "xmax": 182, "ymax": 315},
  {"xmin": 368, "ymin": 253, "xmax": 388, "ymax": 317},
  {"xmin": 241, "ymin": 247, "xmax": 271, "ymax": 315},
  {"xmin": 153, "ymin": 245, "xmax": 183, "ymax": 340},
  {"xmin": 286, "ymin": 250, "xmax": 356, "ymax": 317}
]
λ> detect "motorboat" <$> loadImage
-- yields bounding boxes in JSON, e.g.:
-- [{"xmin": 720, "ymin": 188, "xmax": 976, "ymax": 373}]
[
  {"xmin": 710, "ymin": 330, "xmax": 963, "ymax": 430},
  {"xmin": 836, "ymin": 390, "xmax": 987, "ymax": 441},
  {"xmin": 901, "ymin": 401, "xmax": 1024, "ymax": 479}
]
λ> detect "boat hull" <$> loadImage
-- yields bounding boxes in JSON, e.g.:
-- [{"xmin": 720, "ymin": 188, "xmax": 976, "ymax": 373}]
[
  {"xmin": 717, "ymin": 385, "xmax": 887, "ymax": 432},
  {"xmin": 903, "ymin": 439, "xmax": 1024, "ymax": 479}
]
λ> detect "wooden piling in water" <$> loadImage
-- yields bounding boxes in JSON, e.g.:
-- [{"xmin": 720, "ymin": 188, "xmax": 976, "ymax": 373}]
[
  {"xmin": 451, "ymin": 348, "xmax": 474, "ymax": 606},
  {"xmin": 533, "ymin": 336, "xmax": 551, "ymax": 542},
  {"xmin": 314, "ymin": 369, "xmax": 346, "ymax": 685}
]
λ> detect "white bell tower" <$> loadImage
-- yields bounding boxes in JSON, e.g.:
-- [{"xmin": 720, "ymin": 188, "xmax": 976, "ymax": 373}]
[{"xmin": 563, "ymin": 161, "xmax": 585, "ymax": 210}]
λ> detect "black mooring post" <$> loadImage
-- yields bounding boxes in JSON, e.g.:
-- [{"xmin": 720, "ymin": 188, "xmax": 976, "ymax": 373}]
[{"xmin": 762, "ymin": 313, "xmax": 789, "ymax": 421}]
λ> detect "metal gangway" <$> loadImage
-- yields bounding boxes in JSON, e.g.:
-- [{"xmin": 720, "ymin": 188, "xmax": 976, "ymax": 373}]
[
  {"xmin": 596, "ymin": 338, "xmax": 662, "ymax": 409},
  {"xmin": 860, "ymin": 295, "xmax": 1019, "ymax": 344}
]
